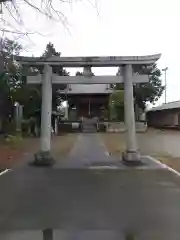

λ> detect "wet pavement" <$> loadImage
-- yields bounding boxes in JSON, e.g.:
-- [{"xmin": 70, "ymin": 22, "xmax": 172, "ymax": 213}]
[{"xmin": 0, "ymin": 133, "xmax": 180, "ymax": 239}]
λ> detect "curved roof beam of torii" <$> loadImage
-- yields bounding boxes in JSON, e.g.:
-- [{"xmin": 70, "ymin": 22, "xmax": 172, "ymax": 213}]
[{"xmin": 15, "ymin": 54, "xmax": 161, "ymax": 67}]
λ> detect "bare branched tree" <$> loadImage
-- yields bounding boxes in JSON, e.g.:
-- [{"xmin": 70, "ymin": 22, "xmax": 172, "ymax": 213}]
[{"xmin": 0, "ymin": 0, "xmax": 98, "ymax": 38}]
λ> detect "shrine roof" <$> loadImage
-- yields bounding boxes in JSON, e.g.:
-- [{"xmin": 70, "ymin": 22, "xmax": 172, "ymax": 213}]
[{"xmin": 58, "ymin": 84, "xmax": 113, "ymax": 95}]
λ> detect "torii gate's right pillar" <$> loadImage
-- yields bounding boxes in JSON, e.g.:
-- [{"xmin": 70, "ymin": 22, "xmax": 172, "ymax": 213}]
[{"xmin": 122, "ymin": 64, "xmax": 140, "ymax": 164}]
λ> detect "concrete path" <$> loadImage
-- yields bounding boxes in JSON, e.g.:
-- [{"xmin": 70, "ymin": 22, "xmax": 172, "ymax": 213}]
[
  {"xmin": 54, "ymin": 134, "xmax": 116, "ymax": 168},
  {"xmin": 54, "ymin": 133, "xmax": 162, "ymax": 169},
  {"xmin": 0, "ymin": 134, "xmax": 180, "ymax": 239}
]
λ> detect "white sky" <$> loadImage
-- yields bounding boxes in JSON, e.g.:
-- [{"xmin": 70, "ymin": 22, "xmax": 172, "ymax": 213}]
[{"xmin": 2, "ymin": 0, "xmax": 180, "ymax": 105}]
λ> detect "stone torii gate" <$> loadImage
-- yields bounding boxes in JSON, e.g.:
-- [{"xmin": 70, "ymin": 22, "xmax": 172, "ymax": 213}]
[{"xmin": 16, "ymin": 54, "xmax": 161, "ymax": 166}]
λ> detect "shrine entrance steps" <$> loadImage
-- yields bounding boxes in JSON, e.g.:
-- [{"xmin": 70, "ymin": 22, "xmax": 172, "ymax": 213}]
[{"xmin": 82, "ymin": 117, "xmax": 97, "ymax": 133}]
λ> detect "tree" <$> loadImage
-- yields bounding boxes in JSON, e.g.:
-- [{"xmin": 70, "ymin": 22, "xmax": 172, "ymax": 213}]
[
  {"xmin": 1, "ymin": 0, "xmax": 75, "ymax": 23},
  {"xmin": 0, "ymin": 37, "xmax": 41, "ymax": 117},
  {"xmin": 42, "ymin": 42, "xmax": 69, "ymax": 77},
  {"xmin": 41, "ymin": 42, "xmax": 70, "ymax": 111},
  {"xmin": 0, "ymin": 0, "xmax": 97, "ymax": 37},
  {"xmin": 109, "ymin": 90, "xmax": 124, "ymax": 120},
  {"xmin": 110, "ymin": 64, "xmax": 164, "ymax": 121},
  {"xmin": 42, "ymin": 42, "xmax": 69, "ymax": 75},
  {"xmin": 42, "ymin": 42, "xmax": 61, "ymax": 58},
  {"xmin": 134, "ymin": 64, "xmax": 164, "ymax": 111},
  {"xmin": 76, "ymin": 71, "xmax": 83, "ymax": 76},
  {"xmin": 12, "ymin": 42, "xmax": 70, "ymax": 120},
  {"xmin": 0, "ymin": 37, "xmax": 23, "ymax": 132},
  {"xmin": 0, "ymin": 72, "xmax": 12, "ymax": 132},
  {"xmin": 75, "ymin": 70, "xmax": 95, "ymax": 76},
  {"xmin": 114, "ymin": 64, "xmax": 164, "ymax": 111},
  {"xmin": 0, "ymin": 0, "xmax": 69, "ymax": 36},
  {"xmin": 0, "ymin": 39, "xmax": 73, "ymax": 133},
  {"xmin": 0, "ymin": 38, "xmax": 23, "ymax": 93},
  {"xmin": 0, "ymin": 37, "xmax": 22, "ymax": 72}
]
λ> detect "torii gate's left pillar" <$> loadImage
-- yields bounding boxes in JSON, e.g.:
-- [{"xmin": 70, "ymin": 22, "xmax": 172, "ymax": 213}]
[{"xmin": 34, "ymin": 64, "xmax": 54, "ymax": 166}]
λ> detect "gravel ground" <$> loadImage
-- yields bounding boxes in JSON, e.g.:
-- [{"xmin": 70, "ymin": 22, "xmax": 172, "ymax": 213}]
[{"xmin": 0, "ymin": 134, "xmax": 77, "ymax": 170}]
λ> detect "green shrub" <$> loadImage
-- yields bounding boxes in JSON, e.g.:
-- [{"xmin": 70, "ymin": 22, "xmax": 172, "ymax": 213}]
[
  {"xmin": 4, "ymin": 121, "xmax": 16, "ymax": 134},
  {"xmin": 22, "ymin": 117, "xmax": 39, "ymax": 136},
  {"xmin": 4, "ymin": 134, "xmax": 23, "ymax": 146},
  {"xmin": 22, "ymin": 119, "xmax": 30, "ymax": 133}
]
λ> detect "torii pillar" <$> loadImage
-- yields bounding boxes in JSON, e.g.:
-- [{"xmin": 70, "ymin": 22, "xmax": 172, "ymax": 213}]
[
  {"xmin": 122, "ymin": 64, "xmax": 140, "ymax": 164},
  {"xmin": 34, "ymin": 64, "xmax": 54, "ymax": 165}
]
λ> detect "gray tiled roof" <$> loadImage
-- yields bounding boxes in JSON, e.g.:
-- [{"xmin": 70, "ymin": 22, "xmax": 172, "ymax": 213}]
[
  {"xmin": 147, "ymin": 101, "xmax": 180, "ymax": 112},
  {"xmin": 58, "ymin": 84, "xmax": 113, "ymax": 94}
]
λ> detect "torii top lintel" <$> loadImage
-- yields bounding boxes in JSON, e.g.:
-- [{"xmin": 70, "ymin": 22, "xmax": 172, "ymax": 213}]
[{"xmin": 15, "ymin": 54, "xmax": 161, "ymax": 67}]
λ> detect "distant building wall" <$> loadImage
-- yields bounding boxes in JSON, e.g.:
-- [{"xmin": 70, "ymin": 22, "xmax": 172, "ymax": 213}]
[
  {"xmin": 147, "ymin": 108, "xmax": 180, "ymax": 127},
  {"xmin": 139, "ymin": 112, "xmax": 146, "ymax": 121}
]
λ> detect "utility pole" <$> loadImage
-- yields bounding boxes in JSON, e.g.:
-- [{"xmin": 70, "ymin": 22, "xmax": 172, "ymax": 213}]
[{"xmin": 162, "ymin": 67, "xmax": 168, "ymax": 104}]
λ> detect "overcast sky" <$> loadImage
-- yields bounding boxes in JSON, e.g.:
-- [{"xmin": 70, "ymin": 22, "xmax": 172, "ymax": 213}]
[{"xmin": 2, "ymin": 0, "xmax": 180, "ymax": 105}]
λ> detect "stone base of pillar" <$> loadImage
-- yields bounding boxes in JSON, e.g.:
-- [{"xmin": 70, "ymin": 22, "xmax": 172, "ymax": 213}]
[
  {"xmin": 31, "ymin": 151, "xmax": 55, "ymax": 166},
  {"xmin": 122, "ymin": 151, "xmax": 142, "ymax": 166}
]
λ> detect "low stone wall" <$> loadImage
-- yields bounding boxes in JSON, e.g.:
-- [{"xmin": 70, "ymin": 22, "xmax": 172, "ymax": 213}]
[
  {"xmin": 107, "ymin": 121, "xmax": 147, "ymax": 133},
  {"xmin": 58, "ymin": 121, "xmax": 82, "ymax": 133},
  {"xmin": 72, "ymin": 122, "xmax": 80, "ymax": 129},
  {"xmin": 106, "ymin": 122, "xmax": 126, "ymax": 132}
]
